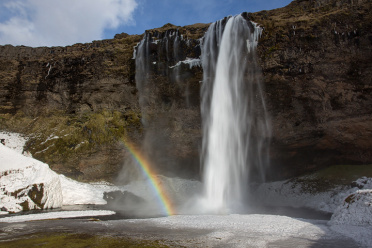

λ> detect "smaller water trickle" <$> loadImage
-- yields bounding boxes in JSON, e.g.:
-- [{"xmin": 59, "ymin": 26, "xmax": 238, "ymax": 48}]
[
  {"xmin": 129, "ymin": 28, "xmax": 204, "ymax": 184},
  {"xmin": 200, "ymin": 13, "xmax": 271, "ymax": 214}
]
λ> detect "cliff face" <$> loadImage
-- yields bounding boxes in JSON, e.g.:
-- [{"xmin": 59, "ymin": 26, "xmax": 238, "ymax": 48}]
[
  {"xmin": 0, "ymin": 0, "xmax": 371, "ymax": 181},
  {"xmin": 0, "ymin": 36, "xmax": 141, "ymax": 115},
  {"xmin": 253, "ymin": 0, "xmax": 372, "ymax": 178}
]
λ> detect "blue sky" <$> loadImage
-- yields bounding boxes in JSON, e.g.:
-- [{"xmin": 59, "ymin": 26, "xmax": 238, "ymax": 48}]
[{"xmin": 0, "ymin": 0, "xmax": 292, "ymax": 47}]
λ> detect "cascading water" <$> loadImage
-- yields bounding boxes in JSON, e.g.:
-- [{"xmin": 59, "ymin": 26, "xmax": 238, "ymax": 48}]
[{"xmin": 200, "ymin": 13, "xmax": 271, "ymax": 213}]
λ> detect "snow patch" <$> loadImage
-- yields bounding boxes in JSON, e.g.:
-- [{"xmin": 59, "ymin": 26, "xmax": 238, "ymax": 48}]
[
  {"xmin": 255, "ymin": 177, "xmax": 372, "ymax": 214},
  {"xmin": 169, "ymin": 58, "xmax": 201, "ymax": 69},
  {"xmin": 329, "ymin": 189, "xmax": 372, "ymax": 226},
  {"xmin": 0, "ymin": 131, "xmax": 28, "ymax": 154},
  {"xmin": 40, "ymin": 135, "xmax": 59, "ymax": 145},
  {"xmin": 0, "ymin": 210, "xmax": 115, "ymax": 223},
  {"xmin": 59, "ymin": 175, "xmax": 120, "ymax": 205},
  {"xmin": 255, "ymin": 180, "xmax": 348, "ymax": 213},
  {"xmin": 353, "ymin": 177, "xmax": 372, "ymax": 189}
]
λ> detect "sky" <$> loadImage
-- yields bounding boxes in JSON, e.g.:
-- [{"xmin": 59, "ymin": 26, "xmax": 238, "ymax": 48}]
[{"xmin": 0, "ymin": 0, "xmax": 293, "ymax": 47}]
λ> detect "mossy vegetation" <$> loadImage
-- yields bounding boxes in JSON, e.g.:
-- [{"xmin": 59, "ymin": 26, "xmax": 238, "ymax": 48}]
[
  {"xmin": 313, "ymin": 164, "xmax": 372, "ymax": 184},
  {"xmin": 289, "ymin": 164, "xmax": 372, "ymax": 193},
  {"xmin": 0, "ymin": 109, "xmax": 142, "ymax": 180},
  {"xmin": 264, "ymin": 45, "xmax": 280, "ymax": 58},
  {"xmin": 0, "ymin": 232, "xmax": 172, "ymax": 248}
]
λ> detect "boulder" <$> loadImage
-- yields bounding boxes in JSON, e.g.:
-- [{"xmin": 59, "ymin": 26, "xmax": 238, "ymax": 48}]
[{"xmin": 103, "ymin": 190, "xmax": 146, "ymax": 211}]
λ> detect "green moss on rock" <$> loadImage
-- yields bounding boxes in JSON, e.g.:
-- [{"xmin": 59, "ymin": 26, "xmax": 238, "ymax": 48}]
[{"xmin": 0, "ymin": 109, "xmax": 142, "ymax": 181}]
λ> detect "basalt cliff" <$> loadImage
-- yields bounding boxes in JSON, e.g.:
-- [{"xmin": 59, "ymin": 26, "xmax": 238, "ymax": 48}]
[{"xmin": 0, "ymin": 0, "xmax": 371, "ymax": 181}]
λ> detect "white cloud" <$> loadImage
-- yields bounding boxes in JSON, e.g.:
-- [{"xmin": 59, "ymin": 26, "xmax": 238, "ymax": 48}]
[{"xmin": 0, "ymin": 0, "xmax": 138, "ymax": 47}]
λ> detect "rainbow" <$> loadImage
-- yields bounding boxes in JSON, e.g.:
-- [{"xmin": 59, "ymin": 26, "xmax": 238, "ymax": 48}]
[{"xmin": 121, "ymin": 139, "xmax": 175, "ymax": 216}]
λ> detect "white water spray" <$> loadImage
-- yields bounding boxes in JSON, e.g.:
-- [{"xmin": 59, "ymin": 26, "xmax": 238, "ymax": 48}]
[{"xmin": 200, "ymin": 14, "xmax": 271, "ymax": 213}]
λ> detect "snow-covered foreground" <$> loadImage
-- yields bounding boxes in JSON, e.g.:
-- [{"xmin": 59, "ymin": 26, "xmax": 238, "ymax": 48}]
[
  {"xmin": 115, "ymin": 214, "xmax": 369, "ymax": 247},
  {"xmin": 1, "ymin": 213, "xmax": 370, "ymax": 247},
  {"xmin": 1, "ymin": 131, "xmax": 371, "ymax": 247},
  {"xmin": 0, "ymin": 210, "xmax": 115, "ymax": 223}
]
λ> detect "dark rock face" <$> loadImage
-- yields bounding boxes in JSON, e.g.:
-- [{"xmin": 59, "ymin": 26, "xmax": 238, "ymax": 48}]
[
  {"xmin": 103, "ymin": 190, "xmax": 150, "ymax": 217},
  {"xmin": 132, "ymin": 23, "xmax": 208, "ymax": 178},
  {"xmin": 0, "ymin": 0, "xmax": 371, "ymax": 181},
  {"xmin": 0, "ymin": 38, "xmax": 141, "ymax": 115},
  {"xmin": 252, "ymin": 0, "xmax": 372, "ymax": 178}
]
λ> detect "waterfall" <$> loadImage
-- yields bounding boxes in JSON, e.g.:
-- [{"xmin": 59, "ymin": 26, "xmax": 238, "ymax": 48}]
[{"xmin": 200, "ymin": 13, "xmax": 271, "ymax": 213}]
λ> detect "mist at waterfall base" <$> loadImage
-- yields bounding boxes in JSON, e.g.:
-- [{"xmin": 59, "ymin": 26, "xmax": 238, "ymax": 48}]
[{"xmin": 115, "ymin": 13, "xmax": 271, "ymax": 217}]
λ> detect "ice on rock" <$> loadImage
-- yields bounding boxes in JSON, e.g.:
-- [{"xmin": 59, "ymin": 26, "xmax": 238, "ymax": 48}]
[{"xmin": 169, "ymin": 57, "xmax": 201, "ymax": 69}]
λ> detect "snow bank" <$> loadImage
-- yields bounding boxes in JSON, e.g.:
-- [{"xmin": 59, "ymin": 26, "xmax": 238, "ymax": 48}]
[
  {"xmin": 59, "ymin": 175, "xmax": 118, "ymax": 205},
  {"xmin": 0, "ymin": 140, "xmax": 122, "ymax": 214},
  {"xmin": 0, "ymin": 210, "xmax": 115, "ymax": 223},
  {"xmin": 329, "ymin": 189, "xmax": 372, "ymax": 226},
  {"xmin": 0, "ymin": 131, "xmax": 120, "ymax": 214},
  {"xmin": 256, "ymin": 175, "xmax": 372, "ymax": 246},
  {"xmin": 353, "ymin": 177, "xmax": 372, "ymax": 189},
  {"xmin": 255, "ymin": 176, "xmax": 372, "ymax": 214},
  {"xmin": 0, "ymin": 131, "xmax": 28, "ymax": 154},
  {"xmin": 255, "ymin": 179, "xmax": 353, "ymax": 213},
  {"xmin": 0, "ymin": 144, "xmax": 63, "ymax": 213}
]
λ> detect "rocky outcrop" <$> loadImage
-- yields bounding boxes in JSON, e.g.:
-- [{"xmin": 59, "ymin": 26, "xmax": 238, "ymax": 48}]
[{"xmin": 0, "ymin": 0, "xmax": 371, "ymax": 181}]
